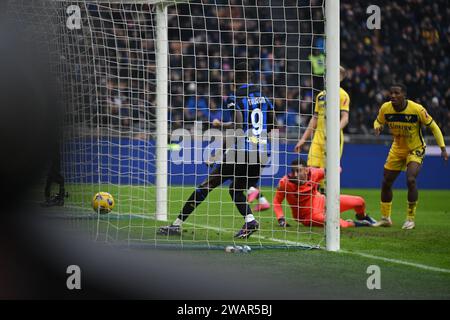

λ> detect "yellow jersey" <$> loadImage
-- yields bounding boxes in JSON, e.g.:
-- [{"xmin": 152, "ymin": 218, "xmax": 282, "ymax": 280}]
[
  {"xmin": 312, "ymin": 87, "xmax": 350, "ymax": 145},
  {"xmin": 375, "ymin": 100, "xmax": 433, "ymax": 150}
]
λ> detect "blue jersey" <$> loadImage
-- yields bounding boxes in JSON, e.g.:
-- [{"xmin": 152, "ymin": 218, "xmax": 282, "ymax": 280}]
[{"xmin": 225, "ymin": 84, "xmax": 273, "ymax": 153}]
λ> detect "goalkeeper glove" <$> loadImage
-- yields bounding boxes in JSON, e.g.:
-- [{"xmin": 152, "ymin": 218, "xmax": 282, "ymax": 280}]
[{"xmin": 278, "ymin": 217, "xmax": 290, "ymax": 227}]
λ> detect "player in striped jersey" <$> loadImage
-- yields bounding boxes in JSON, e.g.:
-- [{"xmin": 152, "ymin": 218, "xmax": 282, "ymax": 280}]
[{"xmin": 159, "ymin": 62, "xmax": 275, "ymax": 239}]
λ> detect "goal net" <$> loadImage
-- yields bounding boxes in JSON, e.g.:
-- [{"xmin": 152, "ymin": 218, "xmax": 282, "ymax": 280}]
[{"xmin": 10, "ymin": 0, "xmax": 329, "ymax": 249}]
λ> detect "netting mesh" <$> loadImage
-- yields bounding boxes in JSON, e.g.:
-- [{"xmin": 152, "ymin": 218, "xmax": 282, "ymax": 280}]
[{"xmin": 9, "ymin": 0, "xmax": 326, "ymax": 249}]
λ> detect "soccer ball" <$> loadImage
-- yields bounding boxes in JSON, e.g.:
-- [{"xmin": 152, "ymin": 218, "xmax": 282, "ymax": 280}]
[{"xmin": 92, "ymin": 192, "xmax": 115, "ymax": 214}]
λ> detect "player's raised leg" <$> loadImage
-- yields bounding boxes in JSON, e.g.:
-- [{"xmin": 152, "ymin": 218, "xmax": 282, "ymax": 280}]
[
  {"xmin": 374, "ymin": 168, "xmax": 401, "ymax": 227},
  {"xmin": 253, "ymin": 194, "xmax": 271, "ymax": 212},
  {"xmin": 247, "ymin": 186, "xmax": 260, "ymax": 203},
  {"xmin": 249, "ymin": 187, "xmax": 270, "ymax": 212},
  {"xmin": 247, "ymin": 168, "xmax": 271, "ymax": 212},
  {"xmin": 403, "ymin": 161, "xmax": 422, "ymax": 229}
]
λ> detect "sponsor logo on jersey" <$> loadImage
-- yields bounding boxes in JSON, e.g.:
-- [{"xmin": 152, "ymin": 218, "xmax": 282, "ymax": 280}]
[
  {"xmin": 247, "ymin": 96, "xmax": 266, "ymax": 105},
  {"xmin": 385, "ymin": 114, "xmax": 418, "ymax": 123}
]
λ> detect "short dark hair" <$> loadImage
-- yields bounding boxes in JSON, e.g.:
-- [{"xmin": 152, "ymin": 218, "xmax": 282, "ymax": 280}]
[
  {"xmin": 291, "ymin": 158, "xmax": 307, "ymax": 167},
  {"xmin": 391, "ymin": 83, "xmax": 407, "ymax": 95}
]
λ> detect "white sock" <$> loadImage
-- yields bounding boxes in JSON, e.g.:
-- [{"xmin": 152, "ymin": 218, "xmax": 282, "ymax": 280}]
[
  {"xmin": 259, "ymin": 196, "xmax": 269, "ymax": 205},
  {"xmin": 245, "ymin": 214, "xmax": 255, "ymax": 223},
  {"xmin": 248, "ymin": 186, "xmax": 257, "ymax": 194},
  {"xmin": 173, "ymin": 218, "xmax": 183, "ymax": 226}
]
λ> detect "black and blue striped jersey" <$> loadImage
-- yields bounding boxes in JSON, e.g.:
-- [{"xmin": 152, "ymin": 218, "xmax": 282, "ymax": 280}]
[{"xmin": 225, "ymin": 84, "xmax": 274, "ymax": 153}]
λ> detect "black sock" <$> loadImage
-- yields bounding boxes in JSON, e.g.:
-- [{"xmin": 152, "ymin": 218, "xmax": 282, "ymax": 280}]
[
  {"xmin": 229, "ymin": 187, "xmax": 252, "ymax": 217},
  {"xmin": 179, "ymin": 187, "xmax": 209, "ymax": 221}
]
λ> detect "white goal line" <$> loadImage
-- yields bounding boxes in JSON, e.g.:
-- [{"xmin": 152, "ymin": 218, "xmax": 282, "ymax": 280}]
[
  {"xmin": 150, "ymin": 214, "xmax": 450, "ymax": 274},
  {"xmin": 61, "ymin": 207, "xmax": 450, "ymax": 274}
]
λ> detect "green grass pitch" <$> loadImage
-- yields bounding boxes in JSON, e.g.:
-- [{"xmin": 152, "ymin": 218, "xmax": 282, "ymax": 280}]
[{"xmin": 55, "ymin": 185, "xmax": 450, "ymax": 299}]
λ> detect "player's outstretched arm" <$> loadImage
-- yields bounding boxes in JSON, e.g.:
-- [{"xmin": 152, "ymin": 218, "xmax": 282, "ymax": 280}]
[
  {"xmin": 340, "ymin": 110, "xmax": 349, "ymax": 130},
  {"xmin": 213, "ymin": 119, "xmax": 236, "ymax": 130},
  {"xmin": 224, "ymin": 109, "xmax": 243, "ymax": 145},
  {"xmin": 273, "ymin": 183, "xmax": 289, "ymax": 227},
  {"xmin": 427, "ymin": 121, "xmax": 448, "ymax": 161},
  {"xmin": 222, "ymin": 109, "xmax": 243, "ymax": 147},
  {"xmin": 373, "ymin": 105, "xmax": 385, "ymax": 136},
  {"xmin": 208, "ymin": 108, "xmax": 244, "ymax": 166},
  {"xmin": 373, "ymin": 118, "xmax": 383, "ymax": 136},
  {"xmin": 234, "ymin": 109, "xmax": 244, "ymax": 130},
  {"xmin": 441, "ymin": 147, "xmax": 448, "ymax": 162},
  {"xmin": 294, "ymin": 114, "xmax": 318, "ymax": 152}
]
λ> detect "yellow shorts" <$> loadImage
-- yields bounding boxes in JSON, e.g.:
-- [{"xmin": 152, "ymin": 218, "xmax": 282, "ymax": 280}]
[
  {"xmin": 384, "ymin": 146, "xmax": 426, "ymax": 171},
  {"xmin": 307, "ymin": 141, "xmax": 326, "ymax": 168},
  {"xmin": 307, "ymin": 135, "xmax": 344, "ymax": 168}
]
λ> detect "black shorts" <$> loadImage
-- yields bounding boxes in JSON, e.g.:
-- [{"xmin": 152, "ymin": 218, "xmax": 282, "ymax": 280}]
[{"xmin": 211, "ymin": 162, "xmax": 262, "ymax": 190}]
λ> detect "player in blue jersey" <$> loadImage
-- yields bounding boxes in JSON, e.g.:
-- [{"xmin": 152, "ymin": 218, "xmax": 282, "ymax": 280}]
[{"xmin": 159, "ymin": 61, "xmax": 275, "ymax": 239}]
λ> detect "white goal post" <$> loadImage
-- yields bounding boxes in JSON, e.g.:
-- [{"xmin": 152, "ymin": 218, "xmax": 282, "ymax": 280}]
[
  {"xmin": 154, "ymin": 1, "xmax": 169, "ymax": 221},
  {"xmin": 325, "ymin": 0, "xmax": 340, "ymax": 251}
]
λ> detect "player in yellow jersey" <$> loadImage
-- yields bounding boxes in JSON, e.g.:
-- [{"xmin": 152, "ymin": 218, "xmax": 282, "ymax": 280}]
[
  {"xmin": 373, "ymin": 84, "xmax": 448, "ymax": 229},
  {"xmin": 295, "ymin": 66, "xmax": 349, "ymax": 188}
]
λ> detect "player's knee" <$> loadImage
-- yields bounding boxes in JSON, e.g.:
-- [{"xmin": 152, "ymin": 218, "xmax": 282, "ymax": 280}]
[
  {"xmin": 382, "ymin": 177, "xmax": 393, "ymax": 189},
  {"xmin": 406, "ymin": 175, "xmax": 417, "ymax": 188},
  {"xmin": 356, "ymin": 196, "xmax": 365, "ymax": 206}
]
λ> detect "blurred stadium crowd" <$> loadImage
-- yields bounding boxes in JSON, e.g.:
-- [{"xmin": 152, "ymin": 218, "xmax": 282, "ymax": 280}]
[
  {"xmin": 82, "ymin": 0, "xmax": 449, "ymax": 139},
  {"xmin": 341, "ymin": 0, "xmax": 450, "ymax": 136}
]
